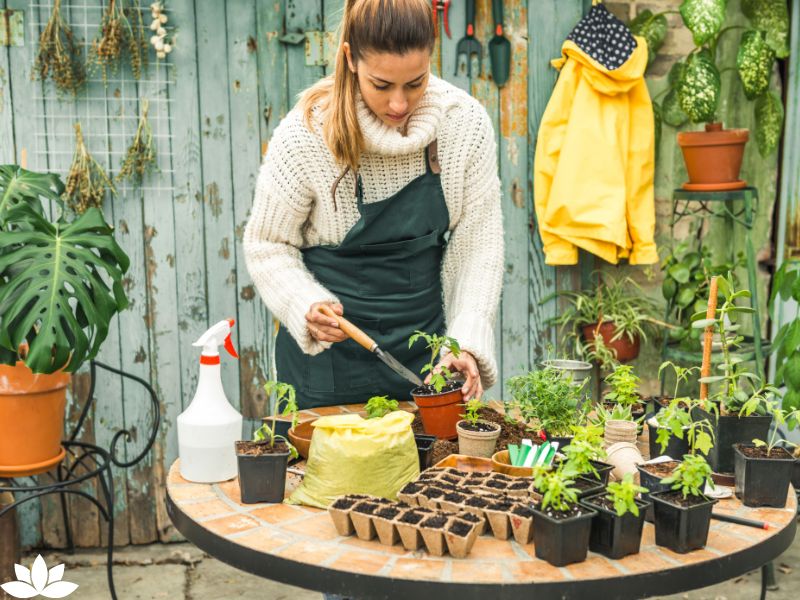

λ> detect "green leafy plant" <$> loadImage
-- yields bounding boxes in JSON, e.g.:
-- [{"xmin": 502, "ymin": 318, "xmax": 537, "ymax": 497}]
[
  {"xmin": 408, "ymin": 330, "xmax": 460, "ymax": 393},
  {"xmin": 253, "ymin": 380, "xmax": 299, "ymax": 459},
  {"xmin": 507, "ymin": 366, "xmax": 586, "ymax": 437},
  {"xmin": 590, "ymin": 402, "xmax": 635, "ymax": 428},
  {"xmin": 460, "ymin": 398, "xmax": 483, "ymax": 428},
  {"xmin": 605, "ymin": 473, "xmax": 649, "ymax": 517},
  {"xmin": 0, "ymin": 165, "xmax": 130, "ymax": 373},
  {"xmin": 641, "ymin": 0, "xmax": 788, "ymax": 156},
  {"xmin": 603, "ymin": 365, "xmax": 641, "ymax": 408},
  {"xmin": 561, "ymin": 424, "xmax": 607, "ymax": 480},
  {"xmin": 661, "ymin": 453, "xmax": 714, "ymax": 499},
  {"xmin": 365, "ymin": 395, "xmax": 399, "ymax": 419},
  {"xmin": 659, "ymin": 361, "xmax": 701, "ymax": 402},
  {"xmin": 533, "ymin": 466, "xmax": 579, "ymax": 513},
  {"xmin": 652, "ymin": 396, "xmax": 715, "ymax": 457},
  {"xmin": 751, "ymin": 406, "xmax": 799, "ymax": 456},
  {"xmin": 769, "ymin": 260, "xmax": 800, "ymax": 410}
]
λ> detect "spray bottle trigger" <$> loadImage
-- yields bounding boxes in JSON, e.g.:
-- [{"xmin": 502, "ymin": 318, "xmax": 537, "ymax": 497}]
[{"xmin": 224, "ymin": 334, "xmax": 239, "ymax": 359}]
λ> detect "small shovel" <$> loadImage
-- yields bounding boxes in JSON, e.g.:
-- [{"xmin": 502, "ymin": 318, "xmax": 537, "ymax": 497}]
[
  {"xmin": 317, "ymin": 305, "xmax": 423, "ymax": 388},
  {"xmin": 489, "ymin": 0, "xmax": 511, "ymax": 87}
]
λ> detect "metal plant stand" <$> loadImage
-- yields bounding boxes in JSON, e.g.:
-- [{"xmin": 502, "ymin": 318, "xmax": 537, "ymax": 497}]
[{"xmin": 0, "ymin": 361, "xmax": 160, "ymax": 600}]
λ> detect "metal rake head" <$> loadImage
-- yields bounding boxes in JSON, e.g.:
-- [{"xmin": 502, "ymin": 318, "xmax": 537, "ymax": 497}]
[{"xmin": 455, "ymin": 37, "xmax": 482, "ymax": 77}]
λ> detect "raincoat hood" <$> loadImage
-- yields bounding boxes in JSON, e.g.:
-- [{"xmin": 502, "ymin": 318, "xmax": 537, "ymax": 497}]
[{"xmin": 552, "ymin": 36, "xmax": 649, "ymax": 96}]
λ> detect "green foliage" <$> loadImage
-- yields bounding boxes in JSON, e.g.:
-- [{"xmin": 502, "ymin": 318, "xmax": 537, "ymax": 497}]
[
  {"xmin": 365, "ymin": 395, "xmax": 399, "ymax": 419},
  {"xmin": 754, "ymin": 91, "xmax": 785, "ymax": 156},
  {"xmin": 661, "ymin": 453, "xmax": 714, "ymax": 498},
  {"xmin": 662, "ymin": 87, "xmax": 689, "ymax": 127},
  {"xmin": 605, "ymin": 474, "xmax": 649, "ymax": 517},
  {"xmin": 254, "ymin": 380, "xmax": 299, "ymax": 458},
  {"xmin": 534, "ymin": 466, "xmax": 579, "ymax": 512},
  {"xmin": 460, "ymin": 398, "xmax": 483, "ymax": 428},
  {"xmin": 742, "ymin": 0, "xmax": 790, "ymax": 58},
  {"xmin": 507, "ymin": 366, "xmax": 586, "ymax": 437},
  {"xmin": 591, "ymin": 402, "xmax": 635, "ymax": 428},
  {"xmin": 680, "ymin": 0, "xmax": 728, "ymax": 46},
  {"xmin": 629, "ymin": 9, "xmax": 668, "ymax": 65},
  {"xmin": 770, "ymin": 261, "xmax": 800, "ymax": 410},
  {"xmin": 561, "ymin": 424, "xmax": 607, "ymax": 480},
  {"xmin": 752, "ymin": 406, "xmax": 799, "ymax": 455},
  {"xmin": 408, "ymin": 330, "xmax": 460, "ymax": 393},
  {"xmin": 737, "ymin": 30, "xmax": 775, "ymax": 100},
  {"xmin": 678, "ymin": 49, "xmax": 721, "ymax": 123},
  {"xmin": 0, "ymin": 165, "xmax": 64, "ymax": 227},
  {"xmin": 604, "ymin": 365, "xmax": 641, "ymax": 408},
  {"xmin": 653, "ymin": 396, "xmax": 715, "ymax": 457}
]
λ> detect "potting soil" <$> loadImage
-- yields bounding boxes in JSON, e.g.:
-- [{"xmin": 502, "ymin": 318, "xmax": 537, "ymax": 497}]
[
  {"xmin": 654, "ymin": 490, "xmax": 709, "ymax": 508},
  {"xmin": 448, "ymin": 520, "xmax": 472, "ymax": 536},
  {"xmin": 738, "ymin": 445, "xmax": 794, "ymax": 460}
]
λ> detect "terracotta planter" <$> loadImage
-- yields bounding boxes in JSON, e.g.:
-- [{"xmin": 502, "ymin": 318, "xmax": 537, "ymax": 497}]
[
  {"xmin": 582, "ymin": 322, "xmax": 640, "ymax": 363},
  {"xmin": 286, "ymin": 419, "xmax": 316, "ymax": 460},
  {"xmin": 677, "ymin": 123, "xmax": 749, "ymax": 190},
  {"xmin": 412, "ymin": 387, "xmax": 463, "ymax": 440},
  {"xmin": 456, "ymin": 420, "xmax": 500, "ymax": 458},
  {"xmin": 0, "ymin": 362, "xmax": 70, "ymax": 477}
]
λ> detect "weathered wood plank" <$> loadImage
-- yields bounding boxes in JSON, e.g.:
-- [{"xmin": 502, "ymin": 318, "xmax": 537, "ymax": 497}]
[
  {"xmin": 286, "ymin": 1, "xmax": 323, "ymax": 104},
  {"xmin": 0, "ymin": 2, "xmax": 13, "ymax": 164}
]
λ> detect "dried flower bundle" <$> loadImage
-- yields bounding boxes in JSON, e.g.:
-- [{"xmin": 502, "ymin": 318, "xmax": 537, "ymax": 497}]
[
  {"xmin": 33, "ymin": 0, "xmax": 86, "ymax": 95},
  {"xmin": 90, "ymin": 0, "xmax": 149, "ymax": 82},
  {"xmin": 64, "ymin": 123, "xmax": 117, "ymax": 214},
  {"xmin": 118, "ymin": 99, "xmax": 157, "ymax": 184}
]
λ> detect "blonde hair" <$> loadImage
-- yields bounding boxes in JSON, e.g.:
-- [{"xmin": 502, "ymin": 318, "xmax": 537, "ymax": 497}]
[{"xmin": 300, "ymin": 0, "xmax": 435, "ymax": 173}]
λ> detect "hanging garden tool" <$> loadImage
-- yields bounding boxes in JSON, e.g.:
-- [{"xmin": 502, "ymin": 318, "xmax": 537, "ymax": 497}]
[
  {"xmin": 316, "ymin": 305, "xmax": 423, "ymax": 387},
  {"xmin": 455, "ymin": 0, "xmax": 481, "ymax": 76},
  {"xmin": 489, "ymin": 0, "xmax": 511, "ymax": 86},
  {"xmin": 431, "ymin": 0, "xmax": 451, "ymax": 39}
]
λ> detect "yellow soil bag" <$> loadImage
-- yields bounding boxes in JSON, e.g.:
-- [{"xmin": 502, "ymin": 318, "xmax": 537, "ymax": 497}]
[{"xmin": 287, "ymin": 411, "xmax": 419, "ymax": 508}]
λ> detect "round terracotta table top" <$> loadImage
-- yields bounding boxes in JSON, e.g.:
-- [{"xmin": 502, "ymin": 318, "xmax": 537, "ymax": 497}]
[{"xmin": 166, "ymin": 403, "xmax": 797, "ymax": 599}]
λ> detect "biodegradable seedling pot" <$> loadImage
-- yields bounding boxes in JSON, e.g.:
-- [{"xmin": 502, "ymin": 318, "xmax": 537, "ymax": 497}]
[
  {"xmin": 651, "ymin": 491, "xmax": 716, "ymax": 554},
  {"xmin": 396, "ymin": 509, "xmax": 428, "ymax": 551},
  {"xmin": 734, "ymin": 444, "xmax": 795, "ymax": 508},
  {"xmin": 506, "ymin": 479, "xmax": 534, "ymax": 498},
  {"xmin": 509, "ymin": 504, "xmax": 535, "ymax": 545},
  {"xmin": 373, "ymin": 505, "xmax": 402, "ymax": 546},
  {"xmin": 583, "ymin": 322, "xmax": 640, "ymax": 363},
  {"xmin": 419, "ymin": 514, "xmax": 449, "ymax": 556},
  {"xmin": 456, "ymin": 510, "xmax": 487, "ymax": 536},
  {"xmin": 605, "ymin": 442, "xmax": 644, "ymax": 483},
  {"xmin": 445, "ymin": 518, "xmax": 480, "ymax": 558},
  {"xmin": 415, "ymin": 434, "xmax": 438, "ymax": 470},
  {"xmin": 397, "ymin": 482, "xmax": 423, "ymax": 507},
  {"xmin": 637, "ymin": 460, "xmax": 681, "ymax": 522},
  {"xmin": 328, "ymin": 496, "xmax": 358, "ymax": 536},
  {"xmin": 235, "ymin": 441, "xmax": 291, "ymax": 504},
  {"xmin": 581, "ymin": 494, "xmax": 649, "ymax": 559},
  {"xmin": 604, "ymin": 419, "xmax": 638, "ymax": 446},
  {"xmin": 350, "ymin": 501, "xmax": 380, "ymax": 541},
  {"xmin": 417, "ymin": 486, "xmax": 446, "ymax": 509},
  {"xmin": 412, "ymin": 386, "xmax": 463, "ymax": 440},
  {"xmin": 456, "ymin": 420, "xmax": 501, "ymax": 458},
  {"xmin": 700, "ymin": 410, "xmax": 772, "ymax": 474},
  {"xmin": 484, "ymin": 500, "xmax": 515, "ymax": 540},
  {"xmin": 438, "ymin": 491, "xmax": 468, "ymax": 513},
  {"xmin": 532, "ymin": 504, "xmax": 597, "ymax": 567},
  {"xmin": 677, "ymin": 123, "xmax": 749, "ymax": 189}
]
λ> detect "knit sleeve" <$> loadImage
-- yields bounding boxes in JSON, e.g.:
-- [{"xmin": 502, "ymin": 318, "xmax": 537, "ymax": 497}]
[
  {"xmin": 441, "ymin": 105, "xmax": 504, "ymax": 389},
  {"xmin": 243, "ymin": 116, "xmax": 339, "ymax": 355}
]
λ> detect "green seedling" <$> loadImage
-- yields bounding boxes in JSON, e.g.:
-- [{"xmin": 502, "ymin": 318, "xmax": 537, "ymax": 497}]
[
  {"xmin": 605, "ymin": 473, "xmax": 649, "ymax": 517},
  {"xmin": 603, "ymin": 365, "xmax": 641, "ymax": 408},
  {"xmin": 253, "ymin": 380, "xmax": 299, "ymax": 459},
  {"xmin": 460, "ymin": 398, "xmax": 483, "ymax": 428},
  {"xmin": 561, "ymin": 424, "xmax": 607, "ymax": 479},
  {"xmin": 365, "ymin": 395, "xmax": 399, "ymax": 419},
  {"xmin": 507, "ymin": 366, "xmax": 586, "ymax": 437},
  {"xmin": 661, "ymin": 454, "xmax": 713, "ymax": 499},
  {"xmin": 751, "ymin": 407, "xmax": 800, "ymax": 457},
  {"xmin": 533, "ymin": 466, "xmax": 580, "ymax": 512},
  {"xmin": 653, "ymin": 397, "xmax": 715, "ymax": 457},
  {"xmin": 408, "ymin": 330, "xmax": 461, "ymax": 393}
]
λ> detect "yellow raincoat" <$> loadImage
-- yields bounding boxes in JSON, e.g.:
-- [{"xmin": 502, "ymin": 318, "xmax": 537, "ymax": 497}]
[{"xmin": 534, "ymin": 35, "xmax": 658, "ymax": 266}]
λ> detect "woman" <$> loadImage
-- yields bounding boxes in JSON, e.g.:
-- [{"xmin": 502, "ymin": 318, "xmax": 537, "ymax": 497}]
[{"xmin": 244, "ymin": 0, "xmax": 503, "ymax": 410}]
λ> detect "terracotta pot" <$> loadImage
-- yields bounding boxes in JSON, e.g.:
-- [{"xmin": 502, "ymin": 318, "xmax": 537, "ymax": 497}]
[
  {"xmin": 287, "ymin": 419, "xmax": 316, "ymax": 459},
  {"xmin": 456, "ymin": 420, "xmax": 500, "ymax": 458},
  {"xmin": 582, "ymin": 322, "xmax": 640, "ymax": 363},
  {"xmin": 0, "ymin": 362, "xmax": 70, "ymax": 477},
  {"xmin": 677, "ymin": 123, "xmax": 749, "ymax": 190},
  {"xmin": 412, "ymin": 387, "xmax": 462, "ymax": 440}
]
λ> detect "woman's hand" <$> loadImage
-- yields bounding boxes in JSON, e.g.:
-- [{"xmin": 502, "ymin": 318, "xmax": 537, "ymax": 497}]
[
  {"xmin": 306, "ymin": 302, "xmax": 348, "ymax": 343},
  {"xmin": 426, "ymin": 350, "xmax": 483, "ymax": 400}
]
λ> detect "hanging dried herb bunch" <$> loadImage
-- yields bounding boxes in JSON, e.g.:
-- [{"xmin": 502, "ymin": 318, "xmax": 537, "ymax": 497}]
[
  {"xmin": 118, "ymin": 99, "xmax": 157, "ymax": 184},
  {"xmin": 149, "ymin": 2, "xmax": 174, "ymax": 59},
  {"xmin": 90, "ymin": 0, "xmax": 149, "ymax": 82},
  {"xmin": 33, "ymin": 0, "xmax": 86, "ymax": 94},
  {"xmin": 64, "ymin": 123, "xmax": 117, "ymax": 214}
]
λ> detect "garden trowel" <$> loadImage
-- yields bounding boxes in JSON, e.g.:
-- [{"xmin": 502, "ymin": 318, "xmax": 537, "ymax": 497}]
[{"xmin": 317, "ymin": 305, "xmax": 423, "ymax": 387}]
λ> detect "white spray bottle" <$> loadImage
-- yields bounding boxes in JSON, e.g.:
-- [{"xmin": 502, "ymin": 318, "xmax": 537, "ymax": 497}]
[{"xmin": 177, "ymin": 318, "xmax": 243, "ymax": 483}]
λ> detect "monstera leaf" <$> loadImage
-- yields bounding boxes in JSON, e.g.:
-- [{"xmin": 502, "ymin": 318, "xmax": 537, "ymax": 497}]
[
  {"xmin": 742, "ymin": 0, "xmax": 790, "ymax": 58},
  {"xmin": 629, "ymin": 9, "xmax": 668, "ymax": 65},
  {"xmin": 0, "ymin": 165, "xmax": 63, "ymax": 227},
  {"xmin": 737, "ymin": 30, "xmax": 775, "ymax": 100},
  {"xmin": 0, "ymin": 204, "xmax": 130, "ymax": 373},
  {"xmin": 680, "ymin": 0, "xmax": 728, "ymax": 46},
  {"xmin": 678, "ymin": 50, "xmax": 720, "ymax": 123},
  {"xmin": 754, "ymin": 91, "xmax": 784, "ymax": 156}
]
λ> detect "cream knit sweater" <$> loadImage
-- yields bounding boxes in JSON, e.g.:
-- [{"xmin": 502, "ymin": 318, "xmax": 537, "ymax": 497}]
[{"xmin": 243, "ymin": 75, "xmax": 504, "ymax": 388}]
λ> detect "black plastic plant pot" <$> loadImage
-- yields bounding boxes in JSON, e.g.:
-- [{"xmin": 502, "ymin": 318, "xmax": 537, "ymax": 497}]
[
  {"xmin": 414, "ymin": 434, "xmax": 437, "ymax": 470},
  {"xmin": 586, "ymin": 460, "xmax": 614, "ymax": 485},
  {"xmin": 531, "ymin": 505, "xmax": 596, "ymax": 567},
  {"xmin": 236, "ymin": 449, "xmax": 290, "ymax": 504},
  {"xmin": 734, "ymin": 444, "xmax": 795, "ymax": 508},
  {"xmin": 793, "ymin": 459, "xmax": 800, "ymax": 492},
  {"xmin": 548, "ymin": 435, "xmax": 573, "ymax": 449},
  {"xmin": 576, "ymin": 476, "xmax": 605, "ymax": 499},
  {"xmin": 647, "ymin": 419, "xmax": 690, "ymax": 462},
  {"xmin": 636, "ymin": 462, "xmax": 679, "ymax": 523},
  {"xmin": 581, "ymin": 494, "xmax": 649, "ymax": 559},
  {"xmin": 650, "ymin": 491, "xmax": 716, "ymax": 554},
  {"xmin": 695, "ymin": 408, "xmax": 771, "ymax": 474}
]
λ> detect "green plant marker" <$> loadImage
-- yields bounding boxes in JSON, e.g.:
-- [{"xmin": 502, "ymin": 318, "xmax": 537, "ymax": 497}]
[
  {"xmin": 508, "ymin": 444, "xmax": 519, "ymax": 466},
  {"xmin": 517, "ymin": 444, "xmax": 532, "ymax": 467},
  {"xmin": 544, "ymin": 443, "xmax": 558, "ymax": 466}
]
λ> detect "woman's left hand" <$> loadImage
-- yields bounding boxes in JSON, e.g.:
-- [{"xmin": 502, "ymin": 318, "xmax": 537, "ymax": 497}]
[{"xmin": 426, "ymin": 350, "xmax": 483, "ymax": 400}]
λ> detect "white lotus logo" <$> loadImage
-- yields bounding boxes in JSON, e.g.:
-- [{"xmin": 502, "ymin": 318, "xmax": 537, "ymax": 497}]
[{"xmin": 1, "ymin": 555, "xmax": 78, "ymax": 598}]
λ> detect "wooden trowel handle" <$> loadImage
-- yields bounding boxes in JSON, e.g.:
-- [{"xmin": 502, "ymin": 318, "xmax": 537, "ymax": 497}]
[{"xmin": 317, "ymin": 304, "xmax": 377, "ymax": 352}]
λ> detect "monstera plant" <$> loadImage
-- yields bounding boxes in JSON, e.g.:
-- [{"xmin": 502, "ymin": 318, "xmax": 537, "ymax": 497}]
[
  {"xmin": 632, "ymin": 0, "xmax": 787, "ymax": 187},
  {"xmin": 0, "ymin": 164, "xmax": 129, "ymax": 475}
]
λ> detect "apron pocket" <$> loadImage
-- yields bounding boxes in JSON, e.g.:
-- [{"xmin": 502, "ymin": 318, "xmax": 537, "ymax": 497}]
[
  {"xmin": 357, "ymin": 230, "xmax": 440, "ymax": 294},
  {"xmin": 334, "ymin": 316, "xmax": 380, "ymax": 390}
]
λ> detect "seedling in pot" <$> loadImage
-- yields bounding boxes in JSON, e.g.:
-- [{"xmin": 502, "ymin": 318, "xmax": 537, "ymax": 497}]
[
  {"xmin": 661, "ymin": 453, "xmax": 714, "ymax": 499},
  {"xmin": 251, "ymin": 380, "xmax": 300, "ymax": 459},
  {"xmin": 582, "ymin": 474, "xmax": 650, "ymax": 559},
  {"xmin": 365, "ymin": 395, "xmax": 399, "ymax": 419},
  {"xmin": 560, "ymin": 424, "xmax": 607, "ymax": 481},
  {"xmin": 408, "ymin": 330, "xmax": 462, "ymax": 394},
  {"xmin": 603, "ymin": 365, "xmax": 645, "ymax": 415},
  {"xmin": 651, "ymin": 395, "xmax": 714, "ymax": 459}
]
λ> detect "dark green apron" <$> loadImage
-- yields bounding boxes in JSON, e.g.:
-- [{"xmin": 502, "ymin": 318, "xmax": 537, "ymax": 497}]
[{"xmin": 276, "ymin": 140, "xmax": 450, "ymax": 409}]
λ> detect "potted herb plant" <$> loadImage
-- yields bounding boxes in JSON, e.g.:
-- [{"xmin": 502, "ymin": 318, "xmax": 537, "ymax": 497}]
[
  {"xmin": 364, "ymin": 395, "xmax": 399, "ymax": 419},
  {"xmin": 548, "ymin": 275, "xmax": 659, "ymax": 369},
  {"xmin": 581, "ymin": 473, "xmax": 650, "ymax": 559},
  {"xmin": 456, "ymin": 399, "xmax": 500, "ymax": 458},
  {"xmin": 408, "ymin": 331, "xmax": 463, "ymax": 440},
  {"xmin": 603, "ymin": 365, "xmax": 646, "ymax": 426},
  {"xmin": 0, "ymin": 165, "xmax": 130, "ymax": 477},
  {"xmin": 236, "ymin": 380, "xmax": 299, "ymax": 504},
  {"xmin": 692, "ymin": 279, "xmax": 775, "ymax": 473},
  {"xmin": 637, "ymin": 0, "xmax": 788, "ymax": 188},
  {"xmin": 531, "ymin": 466, "xmax": 597, "ymax": 566},
  {"xmin": 560, "ymin": 424, "xmax": 613, "ymax": 485},
  {"xmin": 734, "ymin": 406, "xmax": 798, "ymax": 508},
  {"xmin": 651, "ymin": 454, "xmax": 717, "ymax": 554},
  {"xmin": 507, "ymin": 365, "xmax": 586, "ymax": 447}
]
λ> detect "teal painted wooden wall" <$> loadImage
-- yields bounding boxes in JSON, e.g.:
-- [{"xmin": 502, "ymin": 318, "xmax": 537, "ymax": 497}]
[{"xmin": 1, "ymin": 0, "xmax": 585, "ymax": 548}]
